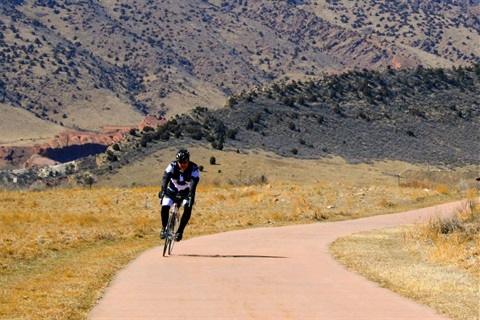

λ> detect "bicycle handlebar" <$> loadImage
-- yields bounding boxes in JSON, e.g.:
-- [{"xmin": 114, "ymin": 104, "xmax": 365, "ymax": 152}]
[{"xmin": 173, "ymin": 194, "xmax": 188, "ymax": 206}]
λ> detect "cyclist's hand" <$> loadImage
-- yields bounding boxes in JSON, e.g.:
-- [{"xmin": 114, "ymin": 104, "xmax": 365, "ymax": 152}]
[
  {"xmin": 187, "ymin": 194, "xmax": 195, "ymax": 207},
  {"xmin": 158, "ymin": 190, "xmax": 165, "ymax": 199}
]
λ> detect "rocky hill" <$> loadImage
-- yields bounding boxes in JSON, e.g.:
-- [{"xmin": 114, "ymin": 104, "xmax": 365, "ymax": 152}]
[
  {"xmin": 2, "ymin": 63, "xmax": 479, "ymax": 188},
  {"xmin": 99, "ymin": 64, "xmax": 480, "ymax": 170},
  {"xmin": 1, "ymin": 0, "xmax": 479, "ymax": 136},
  {"xmin": 1, "ymin": 0, "xmax": 480, "ymax": 188}
]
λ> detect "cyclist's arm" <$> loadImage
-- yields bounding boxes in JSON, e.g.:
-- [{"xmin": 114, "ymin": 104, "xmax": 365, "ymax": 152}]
[
  {"xmin": 162, "ymin": 169, "xmax": 172, "ymax": 193},
  {"xmin": 189, "ymin": 177, "xmax": 199, "ymax": 195},
  {"xmin": 189, "ymin": 165, "xmax": 200, "ymax": 196}
]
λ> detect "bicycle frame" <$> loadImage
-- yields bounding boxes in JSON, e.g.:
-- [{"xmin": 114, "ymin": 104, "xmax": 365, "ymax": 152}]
[{"xmin": 162, "ymin": 195, "xmax": 185, "ymax": 257}]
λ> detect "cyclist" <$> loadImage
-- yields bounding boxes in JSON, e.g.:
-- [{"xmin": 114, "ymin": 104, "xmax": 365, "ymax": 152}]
[{"xmin": 158, "ymin": 148, "xmax": 200, "ymax": 242}]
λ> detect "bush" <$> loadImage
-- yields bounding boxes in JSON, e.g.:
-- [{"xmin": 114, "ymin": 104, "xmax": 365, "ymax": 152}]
[
  {"xmin": 226, "ymin": 129, "xmax": 237, "ymax": 140},
  {"xmin": 246, "ymin": 119, "xmax": 254, "ymax": 130},
  {"xmin": 212, "ymin": 141, "xmax": 223, "ymax": 150},
  {"xmin": 190, "ymin": 130, "xmax": 204, "ymax": 140},
  {"xmin": 209, "ymin": 156, "xmax": 216, "ymax": 165},
  {"xmin": 206, "ymin": 135, "xmax": 215, "ymax": 142}
]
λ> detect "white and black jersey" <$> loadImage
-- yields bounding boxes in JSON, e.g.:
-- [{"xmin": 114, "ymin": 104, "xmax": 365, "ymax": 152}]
[{"xmin": 162, "ymin": 161, "xmax": 200, "ymax": 197}]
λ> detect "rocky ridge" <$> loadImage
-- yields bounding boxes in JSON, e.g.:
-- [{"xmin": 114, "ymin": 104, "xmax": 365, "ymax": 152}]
[{"xmin": 96, "ymin": 64, "xmax": 480, "ymax": 175}]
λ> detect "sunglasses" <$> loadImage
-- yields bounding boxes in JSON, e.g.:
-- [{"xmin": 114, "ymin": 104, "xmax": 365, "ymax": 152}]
[{"xmin": 178, "ymin": 160, "xmax": 189, "ymax": 165}]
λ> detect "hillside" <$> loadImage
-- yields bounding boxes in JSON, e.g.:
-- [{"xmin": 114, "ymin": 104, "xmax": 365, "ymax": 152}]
[
  {"xmin": 96, "ymin": 65, "xmax": 480, "ymax": 173},
  {"xmin": 1, "ymin": 63, "xmax": 479, "ymax": 189},
  {"xmin": 1, "ymin": 0, "xmax": 480, "ymax": 140}
]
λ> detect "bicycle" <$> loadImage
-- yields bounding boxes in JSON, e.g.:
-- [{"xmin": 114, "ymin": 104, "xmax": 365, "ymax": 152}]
[{"xmin": 163, "ymin": 194, "xmax": 186, "ymax": 257}]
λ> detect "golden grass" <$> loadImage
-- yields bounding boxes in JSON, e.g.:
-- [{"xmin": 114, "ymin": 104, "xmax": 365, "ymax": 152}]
[
  {"xmin": 331, "ymin": 189, "xmax": 480, "ymax": 320},
  {"xmin": 0, "ymin": 187, "xmax": 160, "ymax": 319},
  {"xmin": 330, "ymin": 226, "xmax": 479, "ymax": 320},
  {"xmin": 0, "ymin": 178, "xmax": 471, "ymax": 319},
  {"xmin": 408, "ymin": 190, "xmax": 479, "ymax": 276}
]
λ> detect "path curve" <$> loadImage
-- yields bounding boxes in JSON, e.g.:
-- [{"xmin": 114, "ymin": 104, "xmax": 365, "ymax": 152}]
[{"xmin": 89, "ymin": 200, "xmax": 464, "ymax": 319}]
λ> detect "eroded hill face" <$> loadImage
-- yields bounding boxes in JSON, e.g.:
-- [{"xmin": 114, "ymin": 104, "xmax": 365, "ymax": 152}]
[
  {"xmin": 0, "ymin": 0, "xmax": 479, "ymax": 136},
  {"xmin": 0, "ymin": 128, "xmax": 126, "ymax": 169}
]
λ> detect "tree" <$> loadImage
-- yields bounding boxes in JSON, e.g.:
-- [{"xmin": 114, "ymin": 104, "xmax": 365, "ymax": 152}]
[{"xmin": 246, "ymin": 119, "xmax": 254, "ymax": 130}]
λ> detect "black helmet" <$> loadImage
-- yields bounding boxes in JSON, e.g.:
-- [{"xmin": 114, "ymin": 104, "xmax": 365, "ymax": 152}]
[{"xmin": 176, "ymin": 149, "xmax": 190, "ymax": 162}]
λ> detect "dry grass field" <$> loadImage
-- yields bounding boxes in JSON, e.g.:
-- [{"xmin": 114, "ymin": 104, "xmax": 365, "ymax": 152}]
[
  {"xmin": 1, "ymin": 148, "xmax": 478, "ymax": 319},
  {"xmin": 94, "ymin": 146, "xmax": 441, "ymax": 188},
  {"xmin": 331, "ymin": 191, "xmax": 480, "ymax": 320}
]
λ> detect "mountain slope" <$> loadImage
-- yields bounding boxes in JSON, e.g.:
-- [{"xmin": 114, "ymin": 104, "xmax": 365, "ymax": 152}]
[
  {"xmin": 1, "ymin": 0, "xmax": 479, "ymax": 138},
  {"xmin": 2, "ymin": 64, "xmax": 479, "ymax": 188},
  {"xmin": 99, "ymin": 65, "xmax": 480, "ymax": 172}
]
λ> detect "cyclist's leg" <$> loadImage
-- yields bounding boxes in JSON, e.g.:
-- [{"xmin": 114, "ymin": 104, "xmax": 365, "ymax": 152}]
[
  {"xmin": 160, "ymin": 206, "xmax": 170, "ymax": 228},
  {"xmin": 177, "ymin": 205, "xmax": 192, "ymax": 235},
  {"xmin": 160, "ymin": 196, "xmax": 174, "ymax": 226},
  {"xmin": 160, "ymin": 197, "xmax": 174, "ymax": 238}
]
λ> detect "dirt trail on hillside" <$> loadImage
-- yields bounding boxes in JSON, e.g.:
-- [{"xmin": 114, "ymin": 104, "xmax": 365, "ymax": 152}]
[{"xmin": 89, "ymin": 201, "xmax": 463, "ymax": 319}]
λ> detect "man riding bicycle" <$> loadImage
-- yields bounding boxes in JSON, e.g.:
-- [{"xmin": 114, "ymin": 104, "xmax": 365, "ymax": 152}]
[{"xmin": 159, "ymin": 148, "xmax": 200, "ymax": 242}]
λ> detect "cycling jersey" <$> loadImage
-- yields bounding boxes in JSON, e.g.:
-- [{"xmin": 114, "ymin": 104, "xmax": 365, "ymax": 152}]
[{"xmin": 162, "ymin": 161, "xmax": 200, "ymax": 197}]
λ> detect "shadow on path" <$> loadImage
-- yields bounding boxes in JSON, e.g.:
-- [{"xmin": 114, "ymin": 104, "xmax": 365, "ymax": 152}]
[{"xmin": 178, "ymin": 254, "xmax": 287, "ymax": 259}]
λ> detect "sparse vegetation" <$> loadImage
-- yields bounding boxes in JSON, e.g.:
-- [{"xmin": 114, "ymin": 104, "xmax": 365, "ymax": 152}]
[
  {"xmin": 96, "ymin": 65, "xmax": 480, "ymax": 174},
  {"xmin": 408, "ymin": 190, "xmax": 479, "ymax": 275}
]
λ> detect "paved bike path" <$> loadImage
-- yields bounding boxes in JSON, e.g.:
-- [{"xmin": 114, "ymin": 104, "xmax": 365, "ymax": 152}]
[{"xmin": 89, "ymin": 201, "xmax": 463, "ymax": 319}]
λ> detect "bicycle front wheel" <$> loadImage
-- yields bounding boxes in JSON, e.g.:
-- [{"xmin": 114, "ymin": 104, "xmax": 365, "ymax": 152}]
[
  {"xmin": 168, "ymin": 232, "xmax": 175, "ymax": 255},
  {"xmin": 162, "ymin": 228, "xmax": 170, "ymax": 257},
  {"xmin": 163, "ymin": 214, "xmax": 174, "ymax": 257},
  {"xmin": 168, "ymin": 210, "xmax": 179, "ymax": 255}
]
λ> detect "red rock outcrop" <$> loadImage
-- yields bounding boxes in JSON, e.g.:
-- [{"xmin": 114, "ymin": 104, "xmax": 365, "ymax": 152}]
[
  {"xmin": 0, "ymin": 145, "xmax": 37, "ymax": 169},
  {"xmin": 138, "ymin": 114, "xmax": 167, "ymax": 129},
  {"xmin": 0, "ymin": 115, "xmax": 163, "ymax": 169}
]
